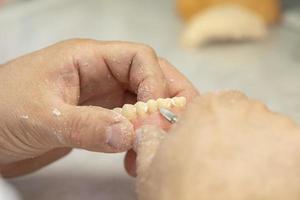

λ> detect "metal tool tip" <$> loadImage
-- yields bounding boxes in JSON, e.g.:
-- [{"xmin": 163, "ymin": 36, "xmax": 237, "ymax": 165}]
[{"xmin": 159, "ymin": 108, "xmax": 178, "ymax": 124}]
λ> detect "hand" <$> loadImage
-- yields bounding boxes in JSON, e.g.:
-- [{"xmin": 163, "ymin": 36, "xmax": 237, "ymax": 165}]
[
  {"xmin": 135, "ymin": 92, "xmax": 300, "ymax": 199},
  {"xmin": 0, "ymin": 39, "xmax": 198, "ymax": 177}
]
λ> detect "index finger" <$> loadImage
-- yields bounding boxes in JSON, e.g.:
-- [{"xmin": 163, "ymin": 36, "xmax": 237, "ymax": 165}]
[
  {"xmin": 59, "ymin": 39, "xmax": 169, "ymax": 105},
  {"xmin": 99, "ymin": 41, "xmax": 169, "ymax": 101},
  {"xmin": 158, "ymin": 58, "xmax": 199, "ymax": 101}
]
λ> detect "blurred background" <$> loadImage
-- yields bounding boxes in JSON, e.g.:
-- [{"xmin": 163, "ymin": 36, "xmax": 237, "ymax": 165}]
[{"xmin": 0, "ymin": 0, "xmax": 300, "ymax": 199}]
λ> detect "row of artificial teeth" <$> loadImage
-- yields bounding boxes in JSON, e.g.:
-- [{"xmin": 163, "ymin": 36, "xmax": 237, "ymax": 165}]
[{"xmin": 113, "ymin": 97, "xmax": 187, "ymax": 120}]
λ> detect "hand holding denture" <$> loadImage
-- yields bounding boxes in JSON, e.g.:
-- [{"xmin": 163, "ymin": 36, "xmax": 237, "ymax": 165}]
[{"xmin": 0, "ymin": 39, "xmax": 199, "ymax": 177}]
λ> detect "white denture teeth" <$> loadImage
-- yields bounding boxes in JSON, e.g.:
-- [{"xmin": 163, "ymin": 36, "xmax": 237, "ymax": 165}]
[
  {"xmin": 157, "ymin": 98, "xmax": 172, "ymax": 109},
  {"xmin": 170, "ymin": 98, "xmax": 176, "ymax": 106},
  {"xmin": 165, "ymin": 98, "xmax": 172, "ymax": 107},
  {"xmin": 147, "ymin": 99, "xmax": 158, "ymax": 113},
  {"xmin": 135, "ymin": 101, "xmax": 148, "ymax": 117},
  {"xmin": 113, "ymin": 107, "xmax": 122, "ymax": 114},
  {"xmin": 173, "ymin": 96, "xmax": 186, "ymax": 108},
  {"xmin": 122, "ymin": 104, "xmax": 137, "ymax": 120},
  {"xmin": 114, "ymin": 97, "xmax": 186, "ymax": 121}
]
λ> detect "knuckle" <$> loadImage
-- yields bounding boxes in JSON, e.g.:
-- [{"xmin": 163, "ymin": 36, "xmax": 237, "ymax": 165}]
[
  {"xmin": 158, "ymin": 57, "xmax": 168, "ymax": 63},
  {"xmin": 253, "ymin": 100, "xmax": 268, "ymax": 111},
  {"xmin": 138, "ymin": 44, "xmax": 156, "ymax": 55},
  {"xmin": 58, "ymin": 39, "xmax": 81, "ymax": 47},
  {"xmin": 61, "ymin": 38, "xmax": 97, "ymax": 49}
]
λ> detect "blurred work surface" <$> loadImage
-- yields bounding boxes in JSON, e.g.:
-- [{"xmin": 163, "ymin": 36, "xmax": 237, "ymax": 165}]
[{"xmin": 0, "ymin": 0, "xmax": 300, "ymax": 199}]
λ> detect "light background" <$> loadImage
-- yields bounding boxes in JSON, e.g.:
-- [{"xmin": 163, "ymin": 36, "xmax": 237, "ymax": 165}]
[{"xmin": 0, "ymin": 0, "xmax": 300, "ymax": 199}]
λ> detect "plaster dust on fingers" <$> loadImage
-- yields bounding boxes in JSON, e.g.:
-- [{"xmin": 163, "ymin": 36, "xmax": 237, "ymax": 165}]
[
  {"xmin": 105, "ymin": 120, "xmax": 134, "ymax": 151},
  {"xmin": 53, "ymin": 130, "xmax": 65, "ymax": 144},
  {"xmin": 104, "ymin": 111, "xmax": 135, "ymax": 151},
  {"xmin": 20, "ymin": 115, "xmax": 29, "ymax": 119},
  {"xmin": 134, "ymin": 125, "xmax": 166, "ymax": 181},
  {"xmin": 52, "ymin": 108, "xmax": 61, "ymax": 117}
]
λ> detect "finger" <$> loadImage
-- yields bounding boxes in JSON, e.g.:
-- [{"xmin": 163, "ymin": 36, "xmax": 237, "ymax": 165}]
[
  {"xmin": 158, "ymin": 58, "xmax": 199, "ymax": 101},
  {"xmin": 134, "ymin": 125, "xmax": 166, "ymax": 176},
  {"xmin": 52, "ymin": 104, "xmax": 134, "ymax": 152},
  {"xmin": 66, "ymin": 40, "xmax": 169, "ymax": 104},
  {"xmin": 101, "ymin": 42, "xmax": 169, "ymax": 101},
  {"xmin": 1, "ymin": 148, "xmax": 71, "ymax": 178},
  {"xmin": 125, "ymin": 125, "xmax": 166, "ymax": 177},
  {"xmin": 124, "ymin": 149, "xmax": 137, "ymax": 177}
]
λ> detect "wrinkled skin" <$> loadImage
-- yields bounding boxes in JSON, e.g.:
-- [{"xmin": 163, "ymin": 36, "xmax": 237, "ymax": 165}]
[
  {"xmin": 0, "ymin": 39, "xmax": 198, "ymax": 177},
  {"xmin": 136, "ymin": 91, "xmax": 300, "ymax": 200}
]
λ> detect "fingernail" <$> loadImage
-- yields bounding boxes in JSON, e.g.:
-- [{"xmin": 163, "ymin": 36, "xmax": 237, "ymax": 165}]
[{"xmin": 106, "ymin": 120, "xmax": 134, "ymax": 151}]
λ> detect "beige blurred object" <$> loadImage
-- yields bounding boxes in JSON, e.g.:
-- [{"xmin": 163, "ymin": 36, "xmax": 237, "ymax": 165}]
[
  {"xmin": 136, "ymin": 91, "xmax": 300, "ymax": 200},
  {"xmin": 177, "ymin": 0, "xmax": 281, "ymax": 47},
  {"xmin": 181, "ymin": 4, "xmax": 268, "ymax": 47},
  {"xmin": 177, "ymin": 0, "xmax": 281, "ymax": 24}
]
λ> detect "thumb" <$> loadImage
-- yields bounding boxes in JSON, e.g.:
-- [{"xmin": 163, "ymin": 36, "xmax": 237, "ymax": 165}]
[{"xmin": 54, "ymin": 105, "xmax": 134, "ymax": 152}]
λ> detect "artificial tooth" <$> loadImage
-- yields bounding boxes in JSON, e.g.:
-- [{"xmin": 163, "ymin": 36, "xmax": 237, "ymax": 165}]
[
  {"xmin": 157, "ymin": 98, "xmax": 172, "ymax": 109},
  {"xmin": 147, "ymin": 99, "xmax": 158, "ymax": 113},
  {"xmin": 165, "ymin": 98, "xmax": 172, "ymax": 107},
  {"xmin": 172, "ymin": 97, "xmax": 186, "ymax": 108},
  {"xmin": 170, "ymin": 98, "xmax": 176, "ymax": 106},
  {"xmin": 122, "ymin": 104, "xmax": 137, "ymax": 120},
  {"xmin": 113, "ymin": 107, "xmax": 122, "ymax": 114},
  {"xmin": 135, "ymin": 101, "xmax": 148, "ymax": 117}
]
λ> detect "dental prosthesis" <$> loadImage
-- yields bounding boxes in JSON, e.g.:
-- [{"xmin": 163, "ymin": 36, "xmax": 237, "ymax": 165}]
[{"xmin": 112, "ymin": 97, "xmax": 187, "ymax": 125}]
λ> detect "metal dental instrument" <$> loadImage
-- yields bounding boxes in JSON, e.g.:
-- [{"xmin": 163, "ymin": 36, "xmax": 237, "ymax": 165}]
[{"xmin": 159, "ymin": 108, "xmax": 178, "ymax": 124}]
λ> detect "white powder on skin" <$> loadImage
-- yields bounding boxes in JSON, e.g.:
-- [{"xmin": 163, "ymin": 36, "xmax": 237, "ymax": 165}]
[
  {"xmin": 134, "ymin": 126, "xmax": 165, "ymax": 152},
  {"xmin": 169, "ymin": 78, "xmax": 175, "ymax": 83},
  {"xmin": 105, "ymin": 120, "xmax": 134, "ymax": 151},
  {"xmin": 52, "ymin": 108, "xmax": 61, "ymax": 117},
  {"xmin": 54, "ymin": 131, "xmax": 65, "ymax": 144},
  {"xmin": 137, "ymin": 85, "xmax": 152, "ymax": 101},
  {"xmin": 20, "ymin": 115, "xmax": 29, "ymax": 119}
]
